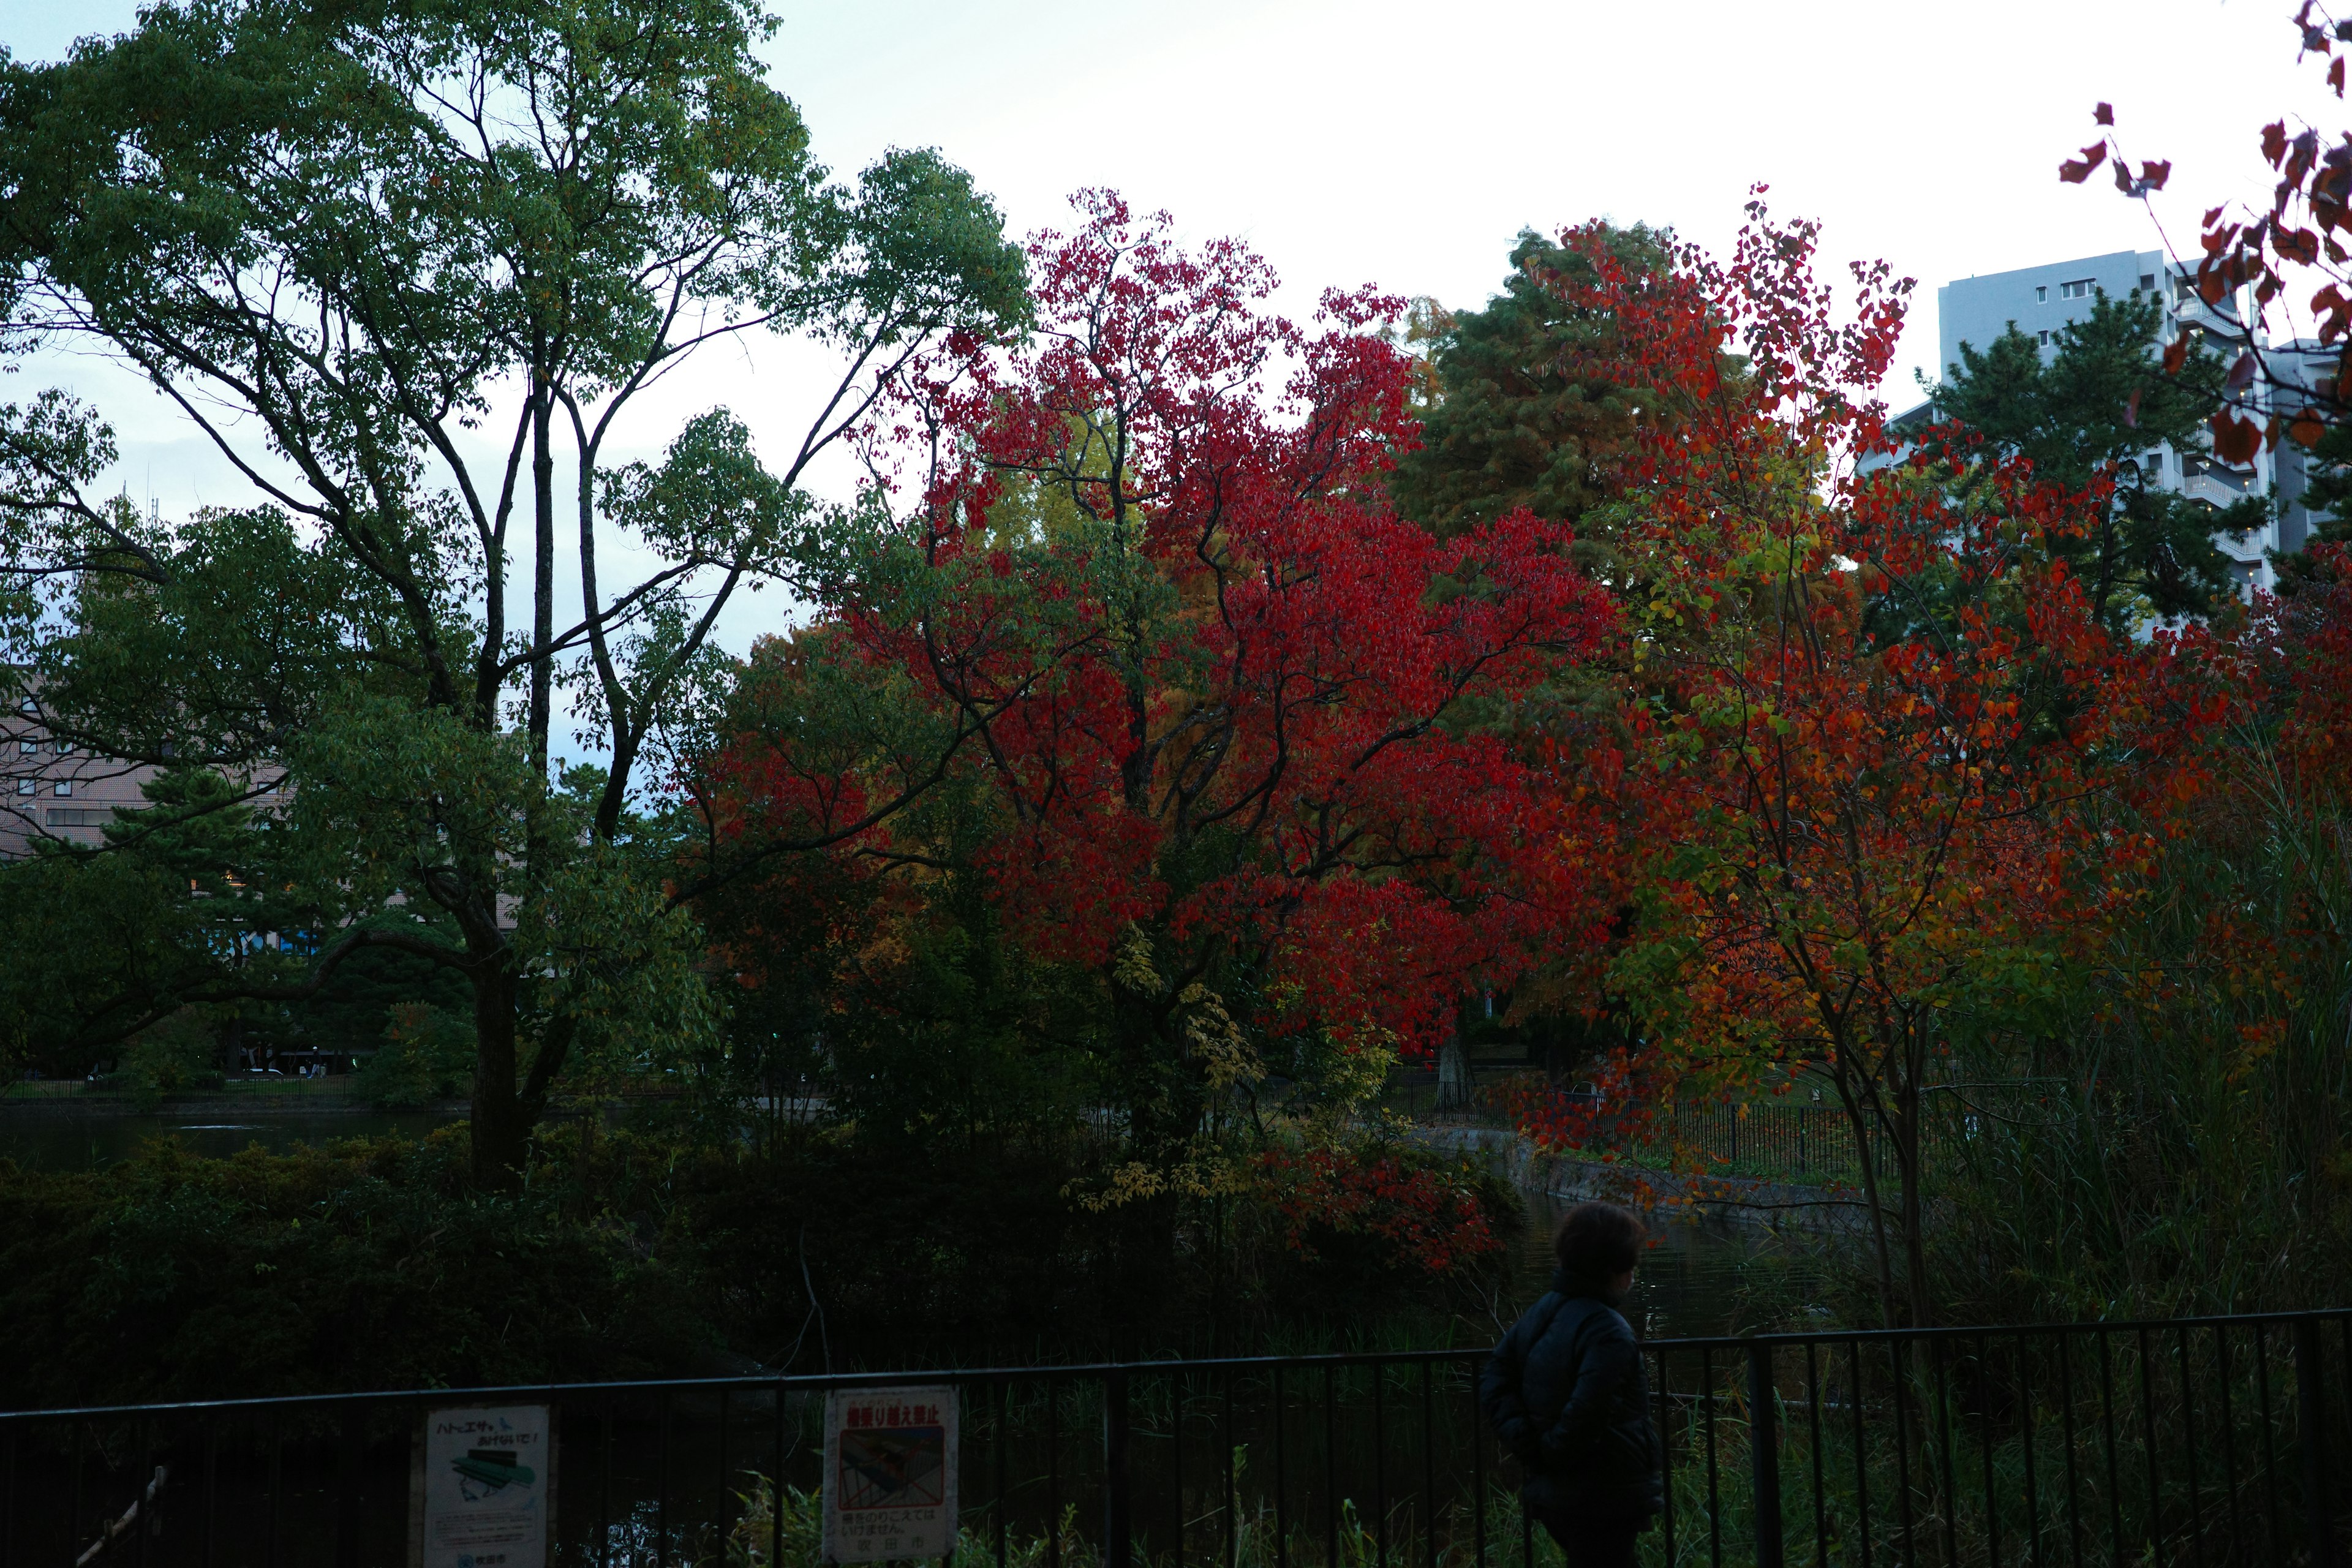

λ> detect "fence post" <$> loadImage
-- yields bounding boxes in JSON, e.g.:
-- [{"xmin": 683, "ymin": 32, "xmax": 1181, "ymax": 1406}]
[
  {"xmin": 1105, "ymin": 1368, "xmax": 1133, "ymax": 1568},
  {"xmin": 2297, "ymin": 1317, "xmax": 2338, "ymax": 1568},
  {"xmin": 1749, "ymin": 1341, "xmax": 1784, "ymax": 1568},
  {"xmin": 337, "ymin": 1400, "xmax": 364, "ymax": 1566}
]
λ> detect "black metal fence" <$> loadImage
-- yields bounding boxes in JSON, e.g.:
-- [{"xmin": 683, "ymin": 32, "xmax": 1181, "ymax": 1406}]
[
  {"xmin": 1641, "ymin": 1100, "xmax": 1885, "ymax": 1186},
  {"xmin": 6, "ymin": 1311, "xmax": 2350, "ymax": 1568}
]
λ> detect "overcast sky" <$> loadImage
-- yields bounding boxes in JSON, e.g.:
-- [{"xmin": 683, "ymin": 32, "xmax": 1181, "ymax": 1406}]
[{"xmin": 0, "ymin": 0, "xmax": 2331, "ymax": 667}]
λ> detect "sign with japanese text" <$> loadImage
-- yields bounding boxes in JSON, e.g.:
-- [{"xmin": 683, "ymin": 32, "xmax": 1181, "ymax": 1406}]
[
  {"xmin": 822, "ymin": 1385, "xmax": 958, "ymax": 1562},
  {"xmin": 411, "ymin": 1404, "xmax": 554, "ymax": 1568}
]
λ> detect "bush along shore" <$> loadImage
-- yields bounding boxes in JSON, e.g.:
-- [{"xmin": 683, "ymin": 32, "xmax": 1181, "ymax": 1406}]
[{"xmin": 0, "ymin": 1118, "xmax": 1522, "ymax": 1411}]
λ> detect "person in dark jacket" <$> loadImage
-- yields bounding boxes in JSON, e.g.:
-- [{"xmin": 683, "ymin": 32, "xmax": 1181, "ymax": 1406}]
[{"xmin": 1479, "ymin": 1202, "xmax": 1663, "ymax": 1568}]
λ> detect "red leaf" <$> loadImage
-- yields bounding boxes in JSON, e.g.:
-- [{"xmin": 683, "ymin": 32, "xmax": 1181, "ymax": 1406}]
[
  {"xmin": 2226, "ymin": 352, "xmax": 2258, "ymax": 393},
  {"xmin": 2094, "ymin": 102, "xmax": 2114, "ymax": 126},
  {"xmin": 2162, "ymin": 336, "xmax": 2190, "ymax": 375},
  {"xmin": 2212, "ymin": 409, "xmax": 2264, "ymax": 464},
  {"xmin": 2332, "ymin": 56, "xmax": 2346, "ymax": 94},
  {"xmin": 2291, "ymin": 408, "xmax": 2329, "ymax": 446},
  {"xmin": 2265, "ymin": 121, "xmax": 2290, "ymax": 167},
  {"xmin": 2124, "ymin": 388, "xmax": 2143, "ymax": 428},
  {"xmin": 2060, "ymin": 143, "xmax": 2108, "ymax": 184},
  {"xmin": 2203, "ymin": 205, "xmax": 2228, "ymax": 227},
  {"xmin": 2138, "ymin": 159, "xmax": 2172, "ymax": 191}
]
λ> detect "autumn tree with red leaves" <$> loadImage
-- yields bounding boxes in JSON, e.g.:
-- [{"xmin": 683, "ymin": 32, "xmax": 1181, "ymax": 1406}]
[
  {"xmin": 696, "ymin": 194, "xmax": 1616, "ymax": 1271},
  {"xmin": 1506, "ymin": 198, "xmax": 2197, "ymax": 1326}
]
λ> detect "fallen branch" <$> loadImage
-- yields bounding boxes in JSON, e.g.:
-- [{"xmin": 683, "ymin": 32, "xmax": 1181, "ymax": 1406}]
[{"xmin": 75, "ymin": 1464, "xmax": 165, "ymax": 1566}]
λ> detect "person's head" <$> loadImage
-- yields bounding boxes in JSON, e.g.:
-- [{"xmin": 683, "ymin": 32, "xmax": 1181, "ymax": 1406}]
[{"xmin": 1553, "ymin": 1202, "xmax": 1646, "ymax": 1302}]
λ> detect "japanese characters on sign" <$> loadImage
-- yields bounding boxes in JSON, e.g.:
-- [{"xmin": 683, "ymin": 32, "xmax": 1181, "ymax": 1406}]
[
  {"xmin": 412, "ymin": 1404, "xmax": 554, "ymax": 1568},
  {"xmin": 822, "ymin": 1386, "xmax": 959, "ymax": 1562}
]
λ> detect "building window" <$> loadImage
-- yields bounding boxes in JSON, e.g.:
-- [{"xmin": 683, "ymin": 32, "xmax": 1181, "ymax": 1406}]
[
  {"xmin": 2147, "ymin": 451, "xmax": 2165, "ymax": 474},
  {"xmin": 16, "ymin": 740, "xmax": 31, "ymax": 756},
  {"xmin": 2060, "ymin": 279, "xmax": 2094, "ymax": 300},
  {"xmin": 14, "ymin": 778, "xmax": 31, "ymax": 796},
  {"xmin": 2039, "ymin": 331, "xmax": 2052, "ymax": 345},
  {"xmin": 2140, "ymin": 273, "xmax": 2157, "ymax": 292},
  {"xmin": 2035, "ymin": 285, "xmax": 2049, "ymax": 303},
  {"xmin": 53, "ymin": 779, "xmax": 70, "ymax": 797},
  {"xmin": 53, "ymin": 740, "xmax": 68, "ymax": 756}
]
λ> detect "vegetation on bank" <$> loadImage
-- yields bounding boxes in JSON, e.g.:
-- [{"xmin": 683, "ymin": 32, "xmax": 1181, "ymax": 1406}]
[{"xmin": 0, "ymin": 1118, "xmax": 1518, "ymax": 1411}]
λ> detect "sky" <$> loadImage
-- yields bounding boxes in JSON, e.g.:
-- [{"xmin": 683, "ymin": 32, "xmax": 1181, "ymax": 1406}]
[{"xmin": 0, "ymin": 0, "xmax": 2332, "ymax": 669}]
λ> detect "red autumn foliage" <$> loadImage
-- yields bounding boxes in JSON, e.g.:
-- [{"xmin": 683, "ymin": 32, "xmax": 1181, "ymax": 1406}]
[
  {"xmin": 1493, "ymin": 196, "xmax": 2225, "ymax": 1322},
  {"xmin": 1250, "ymin": 1147, "xmax": 1501, "ymax": 1275},
  {"xmin": 708, "ymin": 191, "xmax": 1619, "ymax": 1063}
]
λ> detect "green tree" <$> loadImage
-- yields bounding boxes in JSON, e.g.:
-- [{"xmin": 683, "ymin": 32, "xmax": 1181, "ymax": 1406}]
[
  {"xmin": 0, "ymin": 0, "xmax": 1028, "ymax": 1185},
  {"xmin": 1929, "ymin": 288, "xmax": 2263, "ymax": 633},
  {"xmin": 1386, "ymin": 225, "xmax": 1667, "ymax": 573},
  {"xmin": 2274, "ymin": 421, "xmax": 2352, "ymax": 594}
]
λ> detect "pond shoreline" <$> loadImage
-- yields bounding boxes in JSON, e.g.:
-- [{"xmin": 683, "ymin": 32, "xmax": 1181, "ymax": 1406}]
[
  {"xmin": 1421, "ymin": 1125, "xmax": 1872, "ymax": 1235},
  {"xmin": 0, "ymin": 1092, "xmax": 412, "ymax": 1120}
]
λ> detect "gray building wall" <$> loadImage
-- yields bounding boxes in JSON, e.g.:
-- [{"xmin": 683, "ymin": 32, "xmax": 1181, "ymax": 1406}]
[
  {"xmin": 1936, "ymin": 250, "xmax": 2166, "ymax": 382},
  {"xmin": 1924, "ymin": 247, "xmax": 2292, "ymax": 603}
]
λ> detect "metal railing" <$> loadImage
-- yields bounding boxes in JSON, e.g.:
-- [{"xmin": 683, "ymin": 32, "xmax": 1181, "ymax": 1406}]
[
  {"xmin": 4, "ymin": 1311, "xmax": 2349, "ymax": 1567},
  {"xmin": 1640, "ymin": 1100, "xmax": 1886, "ymax": 1185}
]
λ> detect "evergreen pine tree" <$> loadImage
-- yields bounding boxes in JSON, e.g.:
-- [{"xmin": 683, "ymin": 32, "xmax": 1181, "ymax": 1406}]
[
  {"xmin": 1930, "ymin": 290, "xmax": 2263, "ymax": 632},
  {"xmin": 1387, "ymin": 226, "xmax": 1668, "ymax": 579}
]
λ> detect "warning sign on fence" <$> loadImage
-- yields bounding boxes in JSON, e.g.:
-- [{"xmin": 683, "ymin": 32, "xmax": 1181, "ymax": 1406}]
[
  {"xmin": 822, "ymin": 1386, "xmax": 959, "ymax": 1563},
  {"xmin": 410, "ymin": 1403, "xmax": 554, "ymax": 1568}
]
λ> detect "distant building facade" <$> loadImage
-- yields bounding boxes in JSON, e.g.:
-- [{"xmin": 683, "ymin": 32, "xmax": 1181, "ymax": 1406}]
[
  {"xmin": 1930, "ymin": 249, "xmax": 2326, "ymax": 599},
  {"xmin": 2, "ymin": 679, "xmax": 285, "ymax": 860},
  {"xmin": 1, "ymin": 686, "xmax": 162, "ymax": 858}
]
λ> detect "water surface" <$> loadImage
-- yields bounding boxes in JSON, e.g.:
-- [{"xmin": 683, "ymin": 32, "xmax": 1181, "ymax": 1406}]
[{"xmin": 0, "ymin": 1102, "xmax": 462, "ymax": 1169}]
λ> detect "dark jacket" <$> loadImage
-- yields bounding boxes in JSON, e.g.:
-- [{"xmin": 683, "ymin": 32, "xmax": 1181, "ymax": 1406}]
[{"xmin": 1479, "ymin": 1273, "xmax": 1663, "ymax": 1519}]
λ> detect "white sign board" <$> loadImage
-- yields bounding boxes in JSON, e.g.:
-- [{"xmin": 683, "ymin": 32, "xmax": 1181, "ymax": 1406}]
[
  {"xmin": 823, "ymin": 1385, "xmax": 959, "ymax": 1563},
  {"xmin": 412, "ymin": 1404, "xmax": 554, "ymax": 1568}
]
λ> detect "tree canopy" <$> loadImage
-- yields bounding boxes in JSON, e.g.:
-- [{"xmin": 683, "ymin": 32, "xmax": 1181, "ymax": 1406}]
[
  {"xmin": 1386, "ymin": 226, "xmax": 1667, "ymax": 573},
  {"xmin": 0, "ymin": 0, "xmax": 1027, "ymax": 1183}
]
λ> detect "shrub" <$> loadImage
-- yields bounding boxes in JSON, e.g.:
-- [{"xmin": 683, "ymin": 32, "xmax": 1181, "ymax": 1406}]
[
  {"xmin": 116, "ymin": 1009, "xmax": 220, "ymax": 1107},
  {"xmin": 353, "ymin": 1003, "xmax": 474, "ymax": 1107},
  {"xmin": 0, "ymin": 1129, "xmax": 710, "ymax": 1408}
]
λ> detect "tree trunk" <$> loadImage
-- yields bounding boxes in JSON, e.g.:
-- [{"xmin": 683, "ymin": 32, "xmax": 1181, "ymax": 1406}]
[
  {"xmin": 1895, "ymin": 1023, "xmax": 1932, "ymax": 1327},
  {"xmin": 1832, "ymin": 1050, "xmax": 1902, "ymax": 1329},
  {"xmin": 470, "ymin": 962, "xmax": 527, "ymax": 1191},
  {"xmin": 527, "ymin": 364, "xmax": 555, "ymax": 782}
]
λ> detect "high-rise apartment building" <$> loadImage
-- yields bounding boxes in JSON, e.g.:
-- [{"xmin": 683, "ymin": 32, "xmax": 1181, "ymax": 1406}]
[{"xmin": 1931, "ymin": 250, "xmax": 2324, "ymax": 597}]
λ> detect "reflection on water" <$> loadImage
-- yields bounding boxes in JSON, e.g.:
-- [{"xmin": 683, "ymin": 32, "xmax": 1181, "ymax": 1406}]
[{"xmin": 0, "ymin": 1105, "xmax": 464, "ymax": 1169}]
